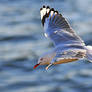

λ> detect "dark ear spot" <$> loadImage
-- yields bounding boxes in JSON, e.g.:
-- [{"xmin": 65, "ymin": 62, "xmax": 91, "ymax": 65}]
[{"xmin": 40, "ymin": 58, "xmax": 43, "ymax": 60}]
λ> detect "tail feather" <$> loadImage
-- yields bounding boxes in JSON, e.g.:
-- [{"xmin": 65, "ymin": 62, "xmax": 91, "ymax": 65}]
[{"xmin": 85, "ymin": 45, "xmax": 92, "ymax": 62}]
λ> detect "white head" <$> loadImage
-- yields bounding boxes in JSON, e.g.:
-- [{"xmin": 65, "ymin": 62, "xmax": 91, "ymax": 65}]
[
  {"xmin": 33, "ymin": 51, "xmax": 55, "ymax": 69},
  {"xmin": 38, "ymin": 55, "xmax": 50, "ymax": 65}
]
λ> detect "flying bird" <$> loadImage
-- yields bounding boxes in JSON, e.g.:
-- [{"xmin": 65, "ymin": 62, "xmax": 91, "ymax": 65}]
[{"xmin": 34, "ymin": 5, "xmax": 92, "ymax": 70}]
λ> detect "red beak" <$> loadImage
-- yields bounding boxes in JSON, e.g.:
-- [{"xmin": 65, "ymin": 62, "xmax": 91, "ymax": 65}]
[{"xmin": 33, "ymin": 64, "xmax": 40, "ymax": 69}]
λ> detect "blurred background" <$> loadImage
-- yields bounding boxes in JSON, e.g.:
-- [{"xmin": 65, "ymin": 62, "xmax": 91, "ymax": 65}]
[{"xmin": 0, "ymin": 0, "xmax": 92, "ymax": 92}]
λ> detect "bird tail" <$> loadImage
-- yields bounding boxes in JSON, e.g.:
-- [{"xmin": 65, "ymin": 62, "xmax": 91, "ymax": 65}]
[{"xmin": 85, "ymin": 45, "xmax": 92, "ymax": 62}]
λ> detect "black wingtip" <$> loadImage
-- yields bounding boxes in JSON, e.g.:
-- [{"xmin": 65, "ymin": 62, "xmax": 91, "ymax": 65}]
[
  {"xmin": 50, "ymin": 8, "xmax": 54, "ymax": 11},
  {"xmin": 40, "ymin": 8, "xmax": 42, "ymax": 11},
  {"xmin": 55, "ymin": 11, "xmax": 58, "ymax": 14},
  {"xmin": 43, "ymin": 5, "xmax": 45, "ymax": 8},
  {"xmin": 47, "ymin": 6, "xmax": 50, "ymax": 9}
]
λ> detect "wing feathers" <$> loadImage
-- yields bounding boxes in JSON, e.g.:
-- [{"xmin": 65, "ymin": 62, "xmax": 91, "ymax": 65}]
[
  {"xmin": 40, "ymin": 5, "xmax": 85, "ymax": 46},
  {"xmin": 40, "ymin": 5, "xmax": 70, "ymax": 29}
]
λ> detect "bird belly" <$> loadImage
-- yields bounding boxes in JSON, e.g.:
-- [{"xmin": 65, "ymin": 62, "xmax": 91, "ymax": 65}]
[{"xmin": 54, "ymin": 58, "xmax": 78, "ymax": 65}]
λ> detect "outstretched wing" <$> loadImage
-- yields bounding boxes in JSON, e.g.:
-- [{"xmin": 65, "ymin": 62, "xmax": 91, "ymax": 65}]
[{"xmin": 40, "ymin": 6, "xmax": 85, "ymax": 46}]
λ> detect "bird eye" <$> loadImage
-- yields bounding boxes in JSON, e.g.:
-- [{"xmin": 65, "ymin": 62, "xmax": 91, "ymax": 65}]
[{"xmin": 40, "ymin": 58, "xmax": 43, "ymax": 60}]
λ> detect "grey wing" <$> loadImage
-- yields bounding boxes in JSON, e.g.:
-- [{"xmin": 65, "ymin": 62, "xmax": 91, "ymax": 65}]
[{"xmin": 40, "ymin": 6, "xmax": 85, "ymax": 47}]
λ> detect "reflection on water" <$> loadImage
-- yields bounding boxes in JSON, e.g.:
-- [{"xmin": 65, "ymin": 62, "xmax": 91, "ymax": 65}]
[{"xmin": 0, "ymin": 0, "xmax": 92, "ymax": 92}]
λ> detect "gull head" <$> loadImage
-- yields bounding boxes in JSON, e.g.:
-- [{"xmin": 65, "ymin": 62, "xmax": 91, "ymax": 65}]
[
  {"xmin": 33, "ymin": 55, "xmax": 51, "ymax": 69},
  {"xmin": 33, "ymin": 51, "xmax": 55, "ymax": 69}
]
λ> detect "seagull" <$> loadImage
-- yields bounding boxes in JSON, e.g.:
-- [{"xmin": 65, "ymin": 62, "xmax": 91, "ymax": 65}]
[{"xmin": 34, "ymin": 5, "xmax": 92, "ymax": 70}]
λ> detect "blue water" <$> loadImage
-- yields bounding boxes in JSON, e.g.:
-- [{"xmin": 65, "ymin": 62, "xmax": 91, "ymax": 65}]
[{"xmin": 0, "ymin": 0, "xmax": 92, "ymax": 92}]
